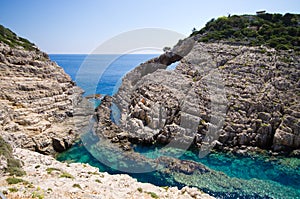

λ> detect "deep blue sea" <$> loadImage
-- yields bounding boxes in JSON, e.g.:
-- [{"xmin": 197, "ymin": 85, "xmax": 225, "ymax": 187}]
[
  {"xmin": 50, "ymin": 54, "xmax": 300, "ymax": 199},
  {"xmin": 50, "ymin": 54, "xmax": 160, "ymax": 96}
]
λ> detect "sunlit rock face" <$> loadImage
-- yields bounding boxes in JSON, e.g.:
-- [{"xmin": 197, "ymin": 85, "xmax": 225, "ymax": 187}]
[
  {"xmin": 112, "ymin": 38, "xmax": 300, "ymax": 154},
  {"xmin": 0, "ymin": 42, "xmax": 91, "ymax": 154}
]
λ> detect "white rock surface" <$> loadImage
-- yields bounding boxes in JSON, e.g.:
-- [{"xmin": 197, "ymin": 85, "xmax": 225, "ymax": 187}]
[{"xmin": 0, "ymin": 148, "xmax": 214, "ymax": 199}]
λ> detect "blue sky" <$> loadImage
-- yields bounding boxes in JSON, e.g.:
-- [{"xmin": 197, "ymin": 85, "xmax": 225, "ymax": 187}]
[{"xmin": 0, "ymin": 0, "xmax": 299, "ymax": 54}]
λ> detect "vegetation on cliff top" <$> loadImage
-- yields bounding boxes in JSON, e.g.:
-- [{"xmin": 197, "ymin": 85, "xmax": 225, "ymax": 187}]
[
  {"xmin": 191, "ymin": 13, "xmax": 300, "ymax": 51},
  {"xmin": 0, "ymin": 24, "xmax": 37, "ymax": 51}
]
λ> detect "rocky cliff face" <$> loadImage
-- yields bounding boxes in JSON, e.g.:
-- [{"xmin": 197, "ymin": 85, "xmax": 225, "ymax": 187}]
[
  {"xmin": 112, "ymin": 38, "xmax": 300, "ymax": 155},
  {"xmin": 0, "ymin": 42, "xmax": 88, "ymax": 154}
]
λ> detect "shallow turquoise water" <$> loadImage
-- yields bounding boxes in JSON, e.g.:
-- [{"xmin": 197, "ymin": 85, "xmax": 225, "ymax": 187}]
[
  {"xmin": 135, "ymin": 144, "xmax": 300, "ymax": 188},
  {"xmin": 57, "ymin": 139, "xmax": 300, "ymax": 199}
]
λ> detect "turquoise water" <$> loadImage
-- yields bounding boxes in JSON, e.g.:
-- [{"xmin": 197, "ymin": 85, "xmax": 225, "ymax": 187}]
[
  {"xmin": 51, "ymin": 55, "xmax": 300, "ymax": 199},
  {"xmin": 57, "ymin": 140, "xmax": 300, "ymax": 199}
]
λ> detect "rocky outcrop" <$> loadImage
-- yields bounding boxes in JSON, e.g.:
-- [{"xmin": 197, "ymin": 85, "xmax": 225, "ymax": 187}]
[
  {"xmin": 0, "ymin": 147, "xmax": 214, "ymax": 199},
  {"xmin": 0, "ymin": 42, "xmax": 91, "ymax": 154},
  {"xmin": 111, "ymin": 39, "xmax": 300, "ymax": 154}
]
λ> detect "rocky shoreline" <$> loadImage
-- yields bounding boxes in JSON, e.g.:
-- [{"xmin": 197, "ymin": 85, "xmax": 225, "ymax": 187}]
[{"xmin": 0, "ymin": 147, "xmax": 213, "ymax": 199}]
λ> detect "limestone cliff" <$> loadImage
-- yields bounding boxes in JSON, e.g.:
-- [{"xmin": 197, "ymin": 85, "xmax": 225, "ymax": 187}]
[
  {"xmin": 111, "ymin": 38, "xmax": 299, "ymax": 155},
  {"xmin": 0, "ymin": 39, "xmax": 86, "ymax": 154}
]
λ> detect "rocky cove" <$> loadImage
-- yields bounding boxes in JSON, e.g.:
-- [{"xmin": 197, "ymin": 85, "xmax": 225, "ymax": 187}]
[
  {"xmin": 0, "ymin": 28, "xmax": 213, "ymax": 199},
  {"xmin": 70, "ymin": 36, "xmax": 299, "ymax": 198},
  {"xmin": 0, "ymin": 15, "xmax": 299, "ymax": 199}
]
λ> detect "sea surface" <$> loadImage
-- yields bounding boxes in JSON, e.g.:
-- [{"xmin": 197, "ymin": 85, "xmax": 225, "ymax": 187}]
[{"xmin": 50, "ymin": 54, "xmax": 300, "ymax": 199}]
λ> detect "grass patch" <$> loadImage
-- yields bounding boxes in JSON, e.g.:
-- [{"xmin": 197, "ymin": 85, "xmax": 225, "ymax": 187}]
[
  {"xmin": 32, "ymin": 191, "xmax": 44, "ymax": 199},
  {"xmin": 6, "ymin": 166, "xmax": 26, "ymax": 176},
  {"xmin": 8, "ymin": 187, "xmax": 18, "ymax": 192},
  {"xmin": 46, "ymin": 167, "xmax": 61, "ymax": 174},
  {"xmin": 88, "ymin": 171, "xmax": 99, "ymax": 175},
  {"xmin": 6, "ymin": 177, "xmax": 25, "ymax": 184},
  {"xmin": 95, "ymin": 179, "xmax": 101, "ymax": 183},
  {"xmin": 147, "ymin": 192, "xmax": 159, "ymax": 198},
  {"xmin": 72, "ymin": 184, "xmax": 82, "ymax": 189},
  {"xmin": 60, "ymin": 172, "xmax": 74, "ymax": 179}
]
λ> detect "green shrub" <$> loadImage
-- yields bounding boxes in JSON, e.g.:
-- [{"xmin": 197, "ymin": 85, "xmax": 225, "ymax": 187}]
[
  {"xmin": 193, "ymin": 13, "xmax": 300, "ymax": 51},
  {"xmin": 137, "ymin": 187, "xmax": 143, "ymax": 193},
  {"xmin": 6, "ymin": 177, "xmax": 24, "ymax": 184},
  {"xmin": 0, "ymin": 24, "xmax": 36, "ymax": 51},
  {"xmin": 0, "ymin": 136, "xmax": 26, "ymax": 176},
  {"xmin": 7, "ymin": 165, "xmax": 26, "ymax": 176}
]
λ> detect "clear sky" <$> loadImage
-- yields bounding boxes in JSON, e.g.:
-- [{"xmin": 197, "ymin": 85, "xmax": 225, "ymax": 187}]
[{"xmin": 0, "ymin": 0, "xmax": 299, "ymax": 54}]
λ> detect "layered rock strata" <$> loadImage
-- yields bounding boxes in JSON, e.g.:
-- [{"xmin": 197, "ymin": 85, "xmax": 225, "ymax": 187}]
[{"xmin": 0, "ymin": 42, "xmax": 91, "ymax": 154}]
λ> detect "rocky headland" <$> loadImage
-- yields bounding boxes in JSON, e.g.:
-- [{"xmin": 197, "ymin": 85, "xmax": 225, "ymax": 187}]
[
  {"xmin": 110, "ymin": 40, "xmax": 300, "ymax": 156},
  {"xmin": 107, "ymin": 14, "xmax": 300, "ymax": 156}
]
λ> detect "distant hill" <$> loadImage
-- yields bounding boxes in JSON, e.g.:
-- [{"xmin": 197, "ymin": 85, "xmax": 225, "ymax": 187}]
[
  {"xmin": 0, "ymin": 25, "xmax": 37, "ymax": 51},
  {"xmin": 191, "ymin": 13, "xmax": 300, "ymax": 51}
]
